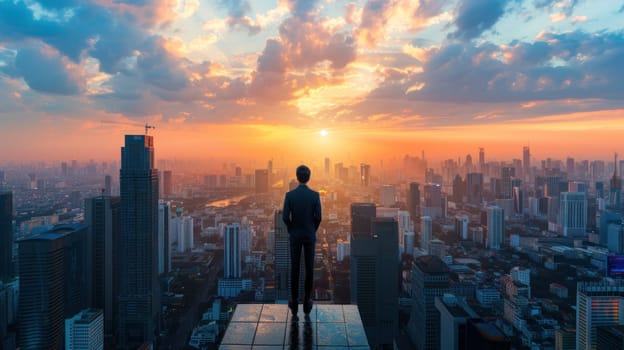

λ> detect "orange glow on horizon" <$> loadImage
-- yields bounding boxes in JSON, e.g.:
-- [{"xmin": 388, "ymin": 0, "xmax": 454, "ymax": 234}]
[{"xmin": 3, "ymin": 109, "xmax": 624, "ymax": 164}]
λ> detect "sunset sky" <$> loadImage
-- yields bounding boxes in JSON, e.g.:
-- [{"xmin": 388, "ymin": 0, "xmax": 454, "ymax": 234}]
[{"xmin": 1, "ymin": 0, "xmax": 623, "ymax": 163}]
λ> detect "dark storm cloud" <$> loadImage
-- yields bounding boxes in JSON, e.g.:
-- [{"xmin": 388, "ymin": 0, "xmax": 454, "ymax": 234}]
[{"xmin": 449, "ymin": 0, "xmax": 515, "ymax": 41}]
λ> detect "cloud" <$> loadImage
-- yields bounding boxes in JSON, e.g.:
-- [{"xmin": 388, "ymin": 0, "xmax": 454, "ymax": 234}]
[
  {"xmin": 219, "ymin": 0, "xmax": 262, "ymax": 35},
  {"xmin": 283, "ymin": 0, "xmax": 321, "ymax": 19},
  {"xmin": 250, "ymin": 15, "xmax": 357, "ymax": 102},
  {"xmin": 356, "ymin": 0, "xmax": 397, "ymax": 47},
  {"xmin": 534, "ymin": 0, "xmax": 579, "ymax": 16},
  {"xmin": 449, "ymin": 0, "xmax": 515, "ymax": 41},
  {"xmin": 15, "ymin": 46, "xmax": 86, "ymax": 95}
]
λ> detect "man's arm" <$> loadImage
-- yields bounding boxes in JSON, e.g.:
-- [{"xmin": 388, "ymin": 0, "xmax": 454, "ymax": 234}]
[
  {"xmin": 313, "ymin": 192, "xmax": 322, "ymax": 231},
  {"xmin": 282, "ymin": 193, "xmax": 292, "ymax": 230}
]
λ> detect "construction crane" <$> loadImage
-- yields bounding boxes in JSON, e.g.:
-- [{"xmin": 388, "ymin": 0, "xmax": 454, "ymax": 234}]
[
  {"xmin": 144, "ymin": 123, "xmax": 156, "ymax": 135},
  {"xmin": 100, "ymin": 120, "xmax": 157, "ymax": 135}
]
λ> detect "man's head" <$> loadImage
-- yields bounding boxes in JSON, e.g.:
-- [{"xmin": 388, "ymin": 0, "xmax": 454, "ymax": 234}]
[{"xmin": 296, "ymin": 165, "xmax": 311, "ymax": 184}]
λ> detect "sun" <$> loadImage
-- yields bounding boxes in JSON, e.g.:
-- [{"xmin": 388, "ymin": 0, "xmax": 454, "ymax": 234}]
[{"xmin": 320, "ymin": 129, "xmax": 328, "ymax": 137}]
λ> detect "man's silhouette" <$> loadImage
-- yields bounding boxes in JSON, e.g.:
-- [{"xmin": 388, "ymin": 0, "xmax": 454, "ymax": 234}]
[{"xmin": 282, "ymin": 165, "xmax": 322, "ymax": 317}]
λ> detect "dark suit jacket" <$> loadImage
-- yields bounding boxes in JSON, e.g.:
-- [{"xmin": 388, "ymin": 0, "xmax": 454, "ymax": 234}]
[{"xmin": 282, "ymin": 184, "xmax": 322, "ymax": 241}]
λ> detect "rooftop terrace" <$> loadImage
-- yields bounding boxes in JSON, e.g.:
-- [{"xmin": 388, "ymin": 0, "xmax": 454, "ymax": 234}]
[{"xmin": 219, "ymin": 304, "xmax": 370, "ymax": 349}]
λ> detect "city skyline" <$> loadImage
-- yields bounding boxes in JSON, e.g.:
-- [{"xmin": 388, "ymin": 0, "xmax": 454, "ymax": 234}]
[{"xmin": 0, "ymin": 1, "xmax": 623, "ymax": 161}]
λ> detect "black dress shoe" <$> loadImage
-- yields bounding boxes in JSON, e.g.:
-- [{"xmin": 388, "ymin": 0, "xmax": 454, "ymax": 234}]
[
  {"xmin": 288, "ymin": 300, "xmax": 298, "ymax": 316},
  {"xmin": 303, "ymin": 300, "xmax": 313, "ymax": 314}
]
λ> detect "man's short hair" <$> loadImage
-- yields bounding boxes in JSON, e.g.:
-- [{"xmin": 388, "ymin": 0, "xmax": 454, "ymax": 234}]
[{"xmin": 296, "ymin": 165, "xmax": 311, "ymax": 183}]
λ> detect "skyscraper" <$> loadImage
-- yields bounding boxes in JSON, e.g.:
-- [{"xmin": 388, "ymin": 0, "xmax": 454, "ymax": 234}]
[
  {"xmin": 479, "ymin": 147, "xmax": 485, "ymax": 172},
  {"xmin": 118, "ymin": 135, "xmax": 160, "ymax": 348},
  {"xmin": 466, "ymin": 173, "xmax": 483, "ymax": 207},
  {"xmin": 350, "ymin": 216, "xmax": 399, "ymax": 348},
  {"xmin": 162, "ymin": 170, "xmax": 172, "ymax": 197},
  {"xmin": 255, "ymin": 169, "xmax": 269, "ymax": 193},
  {"xmin": 158, "ymin": 200, "xmax": 170, "ymax": 274},
  {"xmin": 500, "ymin": 167, "xmax": 515, "ymax": 199},
  {"xmin": 560, "ymin": 192, "xmax": 587, "ymax": 237},
  {"xmin": 18, "ymin": 224, "xmax": 89, "ymax": 350},
  {"xmin": 487, "ymin": 206, "xmax": 504, "ymax": 250},
  {"xmin": 407, "ymin": 182, "xmax": 421, "ymax": 226},
  {"xmin": 577, "ymin": 280, "xmax": 624, "ymax": 350},
  {"xmin": 0, "ymin": 192, "xmax": 12, "ymax": 282},
  {"xmin": 351, "ymin": 203, "xmax": 376, "ymax": 239},
  {"xmin": 523, "ymin": 146, "xmax": 530, "ymax": 181},
  {"xmin": 324, "ymin": 157, "xmax": 330, "ymax": 177},
  {"xmin": 240, "ymin": 217, "xmax": 252, "ymax": 259},
  {"xmin": 273, "ymin": 211, "xmax": 304, "ymax": 302},
  {"xmin": 104, "ymin": 174, "xmax": 112, "ymax": 196},
  {"xmin": 360, "ymin": 163, "xmax": 371, "ymax": 187},
  {"xmin": 224, "ymin": 223, "xmax": 241, "ymax": 278},
  {"xmin": 421, "ymin": 216, "xmax": 432, "ymax": 251},
  {"xmin": 408, "ymin": 255, "xmax": 450, "ymax": 350},
  {"xmin": 85, "ymin": 195, "xmax": 120, "ymax": 345},
  {"xmin": 423, "ymin": 183, "xmax": 442, "ymax": 218}
]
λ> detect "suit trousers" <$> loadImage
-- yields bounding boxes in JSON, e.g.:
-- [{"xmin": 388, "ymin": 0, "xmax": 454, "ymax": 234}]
[{"xmin": 290, "ymin": 237, "xmax": 315, "ymax": 302}]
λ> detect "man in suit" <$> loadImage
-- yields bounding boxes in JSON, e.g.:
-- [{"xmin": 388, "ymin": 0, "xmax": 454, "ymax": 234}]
[{"xmin": 282, "ymin": 165, "xmax": 322, "ymax": 317}]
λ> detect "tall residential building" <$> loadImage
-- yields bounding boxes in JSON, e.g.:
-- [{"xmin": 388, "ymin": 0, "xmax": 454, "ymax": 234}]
[
  {"xmin": 273, "ymin": 211, "xmax": 304, "ymax": 301},
  {"xmin": 171, "ymin": 215, "xmax": 193, "ymax": 253},
  {"xmin": 487, "ymin": 206, "xmax": 504, "ymax": 250},
  {"xmin": 158, "ymin": 200, "xmax": 170, "ymax": 274},
  {"xmin": 350, "ymin": 216, "xmax": 399, "ymax": 348},
  {"xmin": 408, "ymin": 255, "xmax": 450, "ymax": 350},
  {"xmin": 65, "ymin": 309, "xmax": 104, "ymax": 350},
  {"xmin": 421, "ymin": 216, "xmax": 432, "ymax": 251},
  {"xmin": 361, "ymin": 163, "xmax": 371, "ymax": 187},
  {"xmin": 255, "ymin": 169, "xmax": 269, "ymax": 193},
  {"xmin": 85, "ymin": 196, "xmax": 120, "ymax": 344},
  {"xmin": 466, "ymin": 173, "xmax": 483, "ymax": 207},
  {"xmin": 0, "ymin": 192, "xmax": 12, "ymax": 282},
  {"xmin": 577, "ymin": 280, "xmax": 624, "ymax": 350},
  {"xmin": 224, "ymin": 224, "xmax": 241, "ymax": 278},
  {"xmin": 18, "ymin": 224, "xmax": 89, "ymax": 350},
  {"xmin": 118, "ymin": 135, "xmax": 160, "ymax": 348},
  {"xmin": 407, "ymin": 182, "xmax": 421, "ymax": 226},
  {"xmin": 560, "ymin": 192, "xmax": 587, "ymax": 237},
  {"xmin": 162, "ymin": 170, "xmax": 172, "ymax": 197}
]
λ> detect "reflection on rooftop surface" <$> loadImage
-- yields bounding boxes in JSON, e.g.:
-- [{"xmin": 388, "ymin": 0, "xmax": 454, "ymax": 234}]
[{"xmin": 219, "ymin": 304, "xmax": 370, "ymax": 349}]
